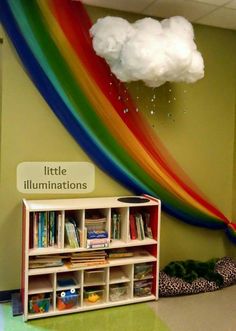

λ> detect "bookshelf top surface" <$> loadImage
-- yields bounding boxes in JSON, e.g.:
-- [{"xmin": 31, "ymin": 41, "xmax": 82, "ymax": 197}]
[{"xmin": 23, "ymin": 196, "xmax": 160, "ymax": 211}]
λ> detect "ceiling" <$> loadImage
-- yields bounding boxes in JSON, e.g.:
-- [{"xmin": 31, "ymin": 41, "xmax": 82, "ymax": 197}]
[{"xmin": 80, "ymin": 0, "xmax": 236, "ymax": 30}]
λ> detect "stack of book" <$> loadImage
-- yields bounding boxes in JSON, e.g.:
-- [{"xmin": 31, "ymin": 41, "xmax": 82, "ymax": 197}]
[
  {"xmin": 85, "ymin": 212, "xmax": 106, "ymax": 232},
  {"xmin": 29, "ymin": 255, "xmax": 64, "ymax": 269},
  {"xmin": 68, "ymin": 251, "xmax": 108, "ymax": 267},
  {"xmin": 85, "ymin": 212, "xmax": 109, "ymax": 249},
  {"xmin": 129, "ymin": 212, "xmax": 153, "ymax": 240},
  {"xmin": 86, "ymin": 230, "xmax": 109, "ymax": 248}
]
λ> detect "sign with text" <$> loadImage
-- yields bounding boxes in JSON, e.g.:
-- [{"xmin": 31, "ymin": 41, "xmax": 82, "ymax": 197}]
[{"xmin": 17, "ymin": 162, "xmax": 95, "ymax": 193}]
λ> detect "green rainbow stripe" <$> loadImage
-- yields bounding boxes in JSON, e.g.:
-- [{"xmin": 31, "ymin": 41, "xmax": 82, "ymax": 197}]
[{"xmin": 1, "ymin": 0, "xmax": 236, "ymax": 241}]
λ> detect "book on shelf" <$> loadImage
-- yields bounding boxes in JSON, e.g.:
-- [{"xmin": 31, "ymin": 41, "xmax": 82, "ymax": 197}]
[
  {"xmin": 129, "ymin": 212, "xmax": 153, "ymax": 241},
  {"xmin": 29, "ymin": 255, "xmax": 64, "ymax": 269},
  {"xmin": 135, "ymin": 214, "xmax": 142, "ymax": 240},
  {"xmin": 86, "ymin": 229, "xmax": 109, "ymax": 249},
  {"xmin": 49, "ymin": 211, "xmax": 55, "ymax": 246},
  {"xmin": 68, "ymin": 251, "xmax": 108, "ymax": 267},
  {"xmin": 108, "ymin": 248, "xmax": 134, "ymax": 258},
  {"xmin": 65, "ymin": 218, "xmax": 80, "ymax": 248},
  {"xmin": 85, "ymin": 210, "xmax": 107, "ymax": 232},
  {"xmin": 30, "ymin": 211, "xmax": 62, "ymax": 249},
  {"xmin": 111, "ymin": 212, "xmax": 121, "ymax": 240},
  {"xmin": 85, "ymin": 210, "xmax": 106, "ymax": 222},
  {"xmin": 87, "ymin": 230, "xmax": 108, "ymax": 239},
  {"xmin": 68, "ymin": 217, "xmax": 80, "ymax": 245},
  {"xmin": 86, "ymin": 238, "xmax": 110, "ymax": 249},
  {"xmin": 137, "ymin": 213, "xmax": 145, "ymax": 240},
  {"xmin": 38, "ymin": 212, "xmax": 50, "ymax": 248},
  {"xmin": 129, "ymin": 214, "xmax": 137, "ymax": 240},
  {"xmin": 33, "ymin": 212, "xmax": 39, "ymax": 248},
  {"xmin": 43, "ymin": 212, "xmax": 48, "ymax": 248},
  {"xmin": 38, "ymin": 212, "xmax": 43, "ymax": 248},
  {"xmin": 57, "ymin": 212, "xmax": 63, "ymax": 248},
  {"xmin": 143, "ymin": 213, "xmax": 153, "ymax": 239},
  {"xmin": 67, "ymin": 260, "xmax": 108, "ymax": 268},
  {"xmin": 76, "ymin": 227, "xmax": 88, "ymax": 248}
]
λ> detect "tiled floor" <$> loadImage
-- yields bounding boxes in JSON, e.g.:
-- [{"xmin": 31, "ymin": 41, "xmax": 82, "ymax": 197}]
[
  {"xmin": 1, "ymin": 285, "xmax": 236, "ymax": 331},
  {"xmin": 149, "ymin": 284, "xmax": 236, "ymax": 331}
]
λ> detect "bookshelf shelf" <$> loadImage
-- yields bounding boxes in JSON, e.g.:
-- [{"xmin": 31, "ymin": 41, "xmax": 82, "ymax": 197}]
[
  {"xmin": 28, "ymin": 275, "xmax": 53, "ymax": 295},
  {"xmin": 22, "ymin": 195, "xmax": 161, "ymax": 321}
]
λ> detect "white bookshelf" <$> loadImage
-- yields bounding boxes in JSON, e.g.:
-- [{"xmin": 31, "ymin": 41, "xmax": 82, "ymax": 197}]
[{"xmin": 22, "ymin": 195, "xmax": 161, "ymax": 321}]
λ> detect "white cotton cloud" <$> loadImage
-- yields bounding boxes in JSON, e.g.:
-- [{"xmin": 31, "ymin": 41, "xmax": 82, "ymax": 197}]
[{"xmin": 90, "ymin": 16, "xmax": 204, "ymax": 88}]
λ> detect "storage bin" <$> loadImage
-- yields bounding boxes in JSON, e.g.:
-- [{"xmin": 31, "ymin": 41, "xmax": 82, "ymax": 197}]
[
  {"xmin": 109, "ymin": 284, "xmax": 128, "ymax": 302},
  {"xmin": 134, "ymin": 280, "xmax": 152, "ymax": 297},
  {"xmin": 134, "ymin": 263, "xmax": 153, "ymax": 280},
  {"xmin": 84, "ymin": 288, "xmax": 104, "ymax": 304},
  {"xmin": 28, "ymin": 295, "xmax": 50, "ymax": 314},
  {"xmin": 57, "ymin": 290, "xmax": 79, "ymax": 310},
  {"xmin": 84, "ymin": 269, "xmax": 105, "ymax": 285}
]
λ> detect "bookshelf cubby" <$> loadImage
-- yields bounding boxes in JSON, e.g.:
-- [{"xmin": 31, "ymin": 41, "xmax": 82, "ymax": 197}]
[{"xmin": 22, "ymin": 195, "xmax": 161, "ymax": 321}]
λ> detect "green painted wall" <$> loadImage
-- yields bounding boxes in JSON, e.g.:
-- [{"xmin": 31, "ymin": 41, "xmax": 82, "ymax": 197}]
[{"xmin": 0, "ymin": 6, "xmax": 236, "ymax": 291}]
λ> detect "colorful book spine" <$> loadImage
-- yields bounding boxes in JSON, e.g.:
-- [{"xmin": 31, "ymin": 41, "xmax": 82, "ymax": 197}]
[
  {"xmin": 49, "ymin": 211, "xmax": 55, "ymax": 246},
  {"xmin": 69, "ymin": 218, "xmax": 80, "ymax": 247},
  {"xmin": 42, "ymin": 212, "xmax": 48, "ymax": 248},
  {"xmin": 129, "ymin": 214, "xmax": 137, "ymax": 240},
  {"xmin": 115, "ymin": 213, "xmax": 121, "ymax": 239},
  {"xmin": 138, "ymin": 213, "xmax": 145, "ymax": 240},
  {"xmin": 135, "ymin": 214, "xmax": 142, "ymax": 240},
  {"xmin": 65, "ymin": 221, "xmax": 79, "ymax": 248},
  {"xmin": 111, "ymin": 213, "xmax": 117, "ymax": 239},
  {"xmin": 33, "ymin": 212, "xmax": 39, "ymax": 248},
  {"xmin": 57, "ymin": 213, "xmax": 62, "ymax": 248},
  {"xmin": 87, "ymin": 230, "xmax": 108, "ymax": 239},
  {"xmin": 111, "ymin": 213, "xmax": 121, "ymax": 239},
  {"xmin": 38, "ymin": 212, "xmax": 43, "ymax": 248}
]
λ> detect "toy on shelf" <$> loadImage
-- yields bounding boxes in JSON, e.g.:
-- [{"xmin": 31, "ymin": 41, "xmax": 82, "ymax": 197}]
[
  {"xmin": 134, "ymin": 280, "xmax": 152, "ymax": 297},
  {"xmin": 84, "ymin": 288, "xmax": 103, "ymax": 304},
  {"xmin": 109, "ymin": 284, "xmax": 128, "ymax": 302},
  {"xmin": 28, "ymin": 294, "xmax": 51, "ymax": 314},
  {"xmin": 57, "ymin": 289, "xmax": 79, "ymax": 310},
  {"xmin": 134, "ymin": 263, "xmax": 153, "ymax": 280}
]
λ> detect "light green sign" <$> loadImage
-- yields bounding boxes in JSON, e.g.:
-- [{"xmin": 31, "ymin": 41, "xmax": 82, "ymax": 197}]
[{"xmin": 17, "ymin": 162, "xmax": 95, "ymax": 193}]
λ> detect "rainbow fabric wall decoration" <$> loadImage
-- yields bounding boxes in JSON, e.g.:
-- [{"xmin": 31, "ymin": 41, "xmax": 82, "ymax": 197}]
[{"xmin": 1, "ymin": 0, "xmax": 236, "ymax": 244}]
